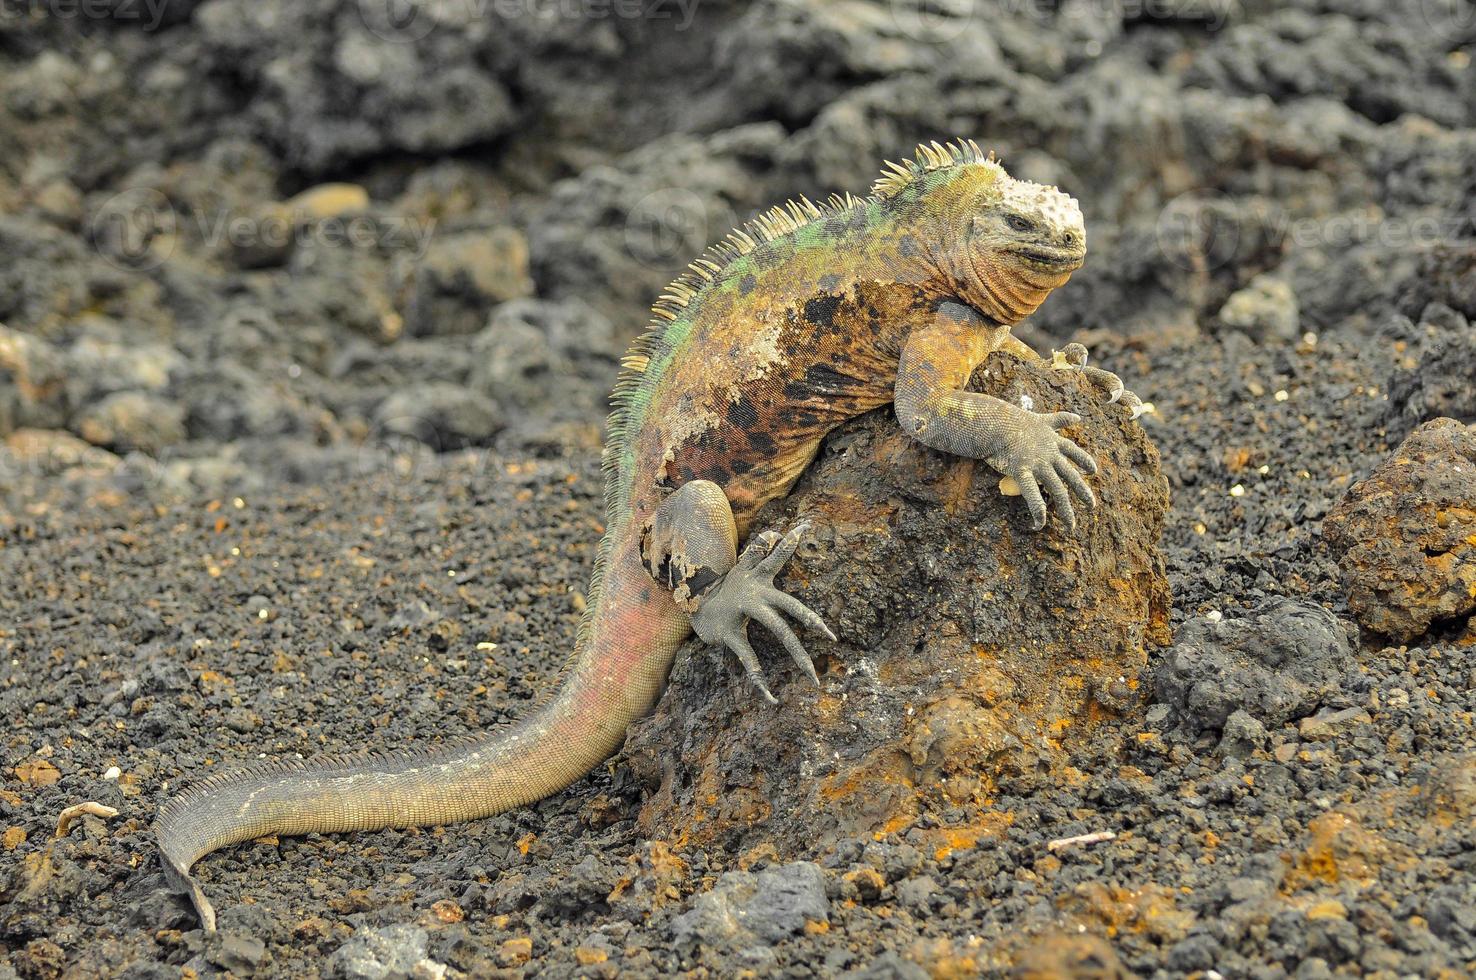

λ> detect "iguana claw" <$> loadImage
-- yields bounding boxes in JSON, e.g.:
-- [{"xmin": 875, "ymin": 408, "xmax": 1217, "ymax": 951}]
[
  {"xmin": 689, "ymin": 522, "xmax": 835, "ymax": 703},
  {"xmin": 1052, "ymin": 342, "xmax": 1151, "ymax": 419},
  {"xmin": 988, "ymin": 409, "xmax": 1098, "ymax": 532}
]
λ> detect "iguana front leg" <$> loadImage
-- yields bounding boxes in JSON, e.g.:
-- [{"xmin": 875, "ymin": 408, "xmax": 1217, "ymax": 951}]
[
  {"xmin": 894, "ymin": 301, "xmax": 1097, "ymax": 531},
  {"xmin": 640, "ymin": 480, "xmax": 834, "ymax": 703}
]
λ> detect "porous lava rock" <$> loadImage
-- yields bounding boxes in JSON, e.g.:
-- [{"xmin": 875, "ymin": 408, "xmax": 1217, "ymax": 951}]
[
  {"xmin": 1324, "ymin": 418, "xmax": 1476, "ymax": 643},
  {"xmin": 1151, "ymin": 599, "xmax": 1353, "ymax": 738},
  {"xmin": 622, "ymin": 353, "xmax": 1170, "ymax": 852}
]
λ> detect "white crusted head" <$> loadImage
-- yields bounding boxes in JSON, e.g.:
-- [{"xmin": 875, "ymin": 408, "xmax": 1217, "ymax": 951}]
[
  {"xmin": 956, "ymin": 159, "xmax": 1087, "ymax": 324},
  {"xmin": 999, "ymin": 177, "xmax": 1085, "ymax": 247},
  {"xmin": 869, "ymin": 141, "xmax": 1086, "ymax": 323}
]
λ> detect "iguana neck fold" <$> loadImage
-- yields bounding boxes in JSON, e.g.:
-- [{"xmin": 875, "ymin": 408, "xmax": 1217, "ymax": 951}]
[{"xmin": 968, "ymin": 253, "xmax": 1075, "ymax": 325}]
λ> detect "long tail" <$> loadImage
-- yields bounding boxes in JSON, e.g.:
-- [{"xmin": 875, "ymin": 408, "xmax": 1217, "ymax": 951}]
[{"xmin": 153, "ymin": 546, "xmax": 688, "ymax": 932}]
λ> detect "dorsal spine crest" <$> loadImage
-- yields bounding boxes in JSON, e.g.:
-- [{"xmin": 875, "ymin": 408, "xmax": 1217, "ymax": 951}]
[{"xmin": 871, "ymin": 139, "xmax": 996, "ymax": 199}]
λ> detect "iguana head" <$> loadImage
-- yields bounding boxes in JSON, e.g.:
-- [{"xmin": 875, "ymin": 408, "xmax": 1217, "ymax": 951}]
[
  {"xmin": 873, "ymin": 142, "xmax": 1087, "ymax": 325},
  {"xmin": 959, "ymin": 174, "xmax": 1085, "ymax": 323}
]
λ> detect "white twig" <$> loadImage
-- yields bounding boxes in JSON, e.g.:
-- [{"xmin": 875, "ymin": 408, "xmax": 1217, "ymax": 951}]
[
  {"xmin": 1046, "ymin": 830, "xmax": 1116, "ymax": 853},
  {"xmin": 54, "ymin": 802, "xmax": 119, "ymax": 839}
]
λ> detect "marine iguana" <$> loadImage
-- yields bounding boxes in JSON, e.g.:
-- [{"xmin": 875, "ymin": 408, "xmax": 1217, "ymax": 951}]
[{"xmin": 154, "ymin": 140, "xmax": 1142, "ymax": 931}]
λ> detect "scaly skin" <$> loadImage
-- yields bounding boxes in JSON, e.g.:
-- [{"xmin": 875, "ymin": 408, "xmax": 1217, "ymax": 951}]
[{"xmin": 154, "ymin": 141, "xmax": 1142, "ymax": 931}]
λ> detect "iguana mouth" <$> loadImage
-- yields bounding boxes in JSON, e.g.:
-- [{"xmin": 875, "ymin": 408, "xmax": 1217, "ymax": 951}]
[{"xmin": 1009, "ymin": 246, "xmax": 1085, "ymax": 271}]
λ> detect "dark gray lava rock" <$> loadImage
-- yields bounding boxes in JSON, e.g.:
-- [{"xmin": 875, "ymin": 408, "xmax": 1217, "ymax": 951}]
[
  {"xmin": 1219, "ymin": 709, "xmax": 1270, "ymax": 758},
  {"xmin": 395, "ymin": 228, "xmax": 533, "ymax": 337},
  {"xmin": 1383, "ymin": 305, "xmax": 1476, "ymax": 440},
  {"xmin": 470, "ymin": 311, "xmax": 557, "ymax": 411},
  {"xmin": 0, "ymin": 323, "xmax": 70, "ymax": 432},
  {"xmin": 842, "ymin": 952, "xmax": 931, "ymax": 980},
  {"xmin": 1182, "ymin": 9, "xmax": 1471, "ymax": 127},
  {"xmin": 470, "ymin": 298, "xmax": 617, "ymax": 411},
  {"xmin": 626, "ymin": 355, "xmax": 1170, "ymax": 850},
  {"xmin": 1152, "ymin": 598, "xmax": 1352, "ymax": 735},
  {"xmin": 1324, "ymin": 418, "xmax": 1476, "ymax": 642},
  {"xmin": 330, "ymin": 923, "xmax": 429, "ymax": 980},
  {"xmin": 525, "ymin": 125, "xmax": 787, "ymax": 322},
  {"xmin": 533, "ymin": 853, "xmax": 618, "ymax": 921},
  {"xmin": 372, "ymin": 384, "xmax": 503, "ymax": 450},
  {"xmin": 73, "ymin": 391, "xmax": 186, "ymax": 455},
  {"xmin": 206, "ymin": 932, "xmax": 267, "ymax": 976},
  {"xmin": 60, "ymin": 318, "xmax": 182, "ymax": 404},
  {"xmin": 190, "ymin": 4, "xmax": 517, "ymax": 174},
  {"xmin": 0, "ymin": 216, "xmax": 95, "ymax": 329},
  {"xmin": 1424, "ymin": 881, "xmax": 1476, "ymax": 954},
  {"xmin": 671, "ymin": 860, "xmax": 828, "ymax": 951},
  {"xmin": 176, "ymin": 363, "xmax": 326, "ymax": 443}
]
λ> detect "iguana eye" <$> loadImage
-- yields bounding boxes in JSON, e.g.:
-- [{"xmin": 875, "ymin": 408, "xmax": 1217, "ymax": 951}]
[{"xmin": 1007, "ymin": 214, "xmax": 1035, "ymax": 233}]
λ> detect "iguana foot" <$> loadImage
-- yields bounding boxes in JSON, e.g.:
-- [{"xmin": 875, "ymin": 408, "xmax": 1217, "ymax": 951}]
[
  {"xmin": 689, "ymin": 522, "xmax": 835, "ymax": 704},
  {"xmin": 1052, "ymin": 342, "xmax": 1150, "ymax": 419},
  {"xmin": 988, "ymin": 408, "xmax": 1098, "ymax": 532}
]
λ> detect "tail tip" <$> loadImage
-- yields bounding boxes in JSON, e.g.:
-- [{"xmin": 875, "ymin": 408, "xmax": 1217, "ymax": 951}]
[{"xmin": 155, "ymin": 828, "xmax": 217, "ymax": 934}]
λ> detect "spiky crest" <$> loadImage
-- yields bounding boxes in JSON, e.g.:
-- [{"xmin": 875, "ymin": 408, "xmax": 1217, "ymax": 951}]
[
  {"xmin": 599, "ymin": 187, "xmax": 868, "ymax": 521},
  {"xmin": 871, "ymin": 138, "xmax": 997, "ymax": 199}
]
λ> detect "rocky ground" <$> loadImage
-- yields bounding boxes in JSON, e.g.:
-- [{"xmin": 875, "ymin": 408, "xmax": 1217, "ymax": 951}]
[{"xmin": 2, "ymin": 0, "xmax": 1475, "ymax": 977}]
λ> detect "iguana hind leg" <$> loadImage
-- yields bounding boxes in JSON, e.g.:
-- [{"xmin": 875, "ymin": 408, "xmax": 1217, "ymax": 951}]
[
  {"xmin": 640, "ymin": 479, "xmax": 739, "ymax": 612},
  {"xmin": 640, "ymin": 480, "xmax": 834, "ymax": 704}
]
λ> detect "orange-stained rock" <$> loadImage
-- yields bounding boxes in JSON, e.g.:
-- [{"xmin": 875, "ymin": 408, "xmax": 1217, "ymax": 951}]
[
  {"xmin": 623, "ymin": 353, "xmax": 1170, "ymax": 851},
  {"xmin": 1324, "ymin": 417, "xmax": 1476, "ymax": 642},
  {"xmin": 1059, "ymin": 882, "xmax": 1194, "ymax": 944},
  {"xmin": 1424, "ymin": 752, "xmax": 1476, "ymax": 827},
  {"xmin": 1011, "ymin": 930, "xmax": 1135, "ymax": 980},
  {"xmin": 496, "ymin": 936, "xmax": 533, "ymax": 967},
  {"xmin": 1285, "ymin": 810, "xmax": 1398, "ymax": 892},
  {"xmin": 13, "ymin": 759, "xmax": 60, "ymax": 788},
  {"xmin": 606, "ymin": 840, "xmax": 690, "ymax": 916}
]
